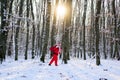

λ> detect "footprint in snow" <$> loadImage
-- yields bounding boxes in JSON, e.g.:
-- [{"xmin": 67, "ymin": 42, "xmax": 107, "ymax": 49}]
[
  {"xmin": 99, "ymin": 78, "xmax": 107, "ymax": 80},
  {"xmin": 21, "ymin": 75, "xmax": 27, "ymax": 78},
  {"xmin": 103, "ymin": 69, "xmax": 108, "ymax": 71},
  {"xmin": 59, "ymin": 73, "xmax": 65, "ymax": 77}
]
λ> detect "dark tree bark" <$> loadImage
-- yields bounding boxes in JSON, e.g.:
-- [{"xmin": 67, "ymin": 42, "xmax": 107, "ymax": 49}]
[
  {"xmin": 40, "ymin": 0, "xmax": 46, "ymax": 62},
  {"xmin": 8, "ymin": 0, "xmax": 14, "ymax": 19},
  {"xmin": 0, "ymin": 0, "xmax": 8, "ymax": 63},
  {"xmin": 82, "ymin": 0, "xmax": 87, "ymax": 60},
  {"xmin": 95, "ymin": 0, "xmax": 101, "ymax": 66},
  {"xmin": 112, "ymin": 0, "xmax": 119, "ymax": 59},
  {"xmin": 25, "ymin": 0, "xmax": 30, "ymax": 60},
  {"xmin": 39, "ymin": 1, "xmax": 45, "ymax": 57}
]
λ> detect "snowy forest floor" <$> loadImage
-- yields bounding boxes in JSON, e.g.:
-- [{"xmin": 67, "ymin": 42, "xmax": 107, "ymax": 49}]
[{"xmin": 0, "ymin": 57, "xmax": 120, "ymax": 80}]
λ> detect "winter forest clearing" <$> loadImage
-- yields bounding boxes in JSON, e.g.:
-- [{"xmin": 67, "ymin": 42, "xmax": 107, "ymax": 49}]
[
  {"xmin": 0, "ymin": 58, "xmax": 120, "ymax": 80},
  {"xmin": 0, "ymin": 0, "xmax": 120, "ymax": 80}
]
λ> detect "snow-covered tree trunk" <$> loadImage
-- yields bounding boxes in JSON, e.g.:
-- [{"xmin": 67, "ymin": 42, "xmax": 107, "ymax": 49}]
[{"xmin": 30, "ymin": 0, "xmax": 35, "ymax": 59}]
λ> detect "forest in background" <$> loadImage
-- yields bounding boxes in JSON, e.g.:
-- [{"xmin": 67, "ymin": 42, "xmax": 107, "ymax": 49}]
[{"xmin": 0, "ymin": 0, "xmax": 120, "ymax": 65}]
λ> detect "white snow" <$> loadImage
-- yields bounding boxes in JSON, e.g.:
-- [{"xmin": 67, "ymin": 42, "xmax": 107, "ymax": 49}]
[{"xmin": 0, "ymin": 58, "xmax": 120, "ymax": 80}]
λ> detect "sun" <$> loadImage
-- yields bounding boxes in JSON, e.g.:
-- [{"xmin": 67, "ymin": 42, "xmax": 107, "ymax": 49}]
[{"xmin": 56, "ymin": 4, "xmax": 66, "ymax": 17}]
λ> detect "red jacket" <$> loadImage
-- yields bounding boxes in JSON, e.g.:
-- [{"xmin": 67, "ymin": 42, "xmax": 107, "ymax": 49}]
[{"xmin": 50, "ymin": 45, "xmax": 60, "ymax": 55}]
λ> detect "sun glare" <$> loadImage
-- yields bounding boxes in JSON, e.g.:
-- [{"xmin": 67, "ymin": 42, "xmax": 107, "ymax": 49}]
[{"xmin": 56, "ymin": 5, "xmax": 66, "ymax": 17}]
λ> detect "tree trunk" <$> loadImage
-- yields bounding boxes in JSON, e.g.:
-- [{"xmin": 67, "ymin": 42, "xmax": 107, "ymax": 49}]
[
  {"xmin": 62, "ymin": 0, "xmax": 72, "ymax": 64},
  {"xmin": 25, "ymin": 0, "xmax": 30, "ymax": 60},
  {"xmin": 112, "ymin": 0, "xmax": 119, "ymax": 59},
  {"xmin": 39, "ymin": 1, "xmax": 44, "ymax": 56},
  {"xmin": 30, "ymin": 0, "xmax": 35, "ymax": 59},
  {"xmin": 101, "ymin": 0, "xmax": 107, "ymax": 59},
  {"xmin": 0, "ymin": 0, "xmax": 8, "ymax": 63},
  {"xmin": 15, "ymin": 0, "xmax": 24, "ymax": 60},
  {"xmin": 82, "ymin": 0, "xmax": 87, "ymax": 60},
  {"xmin": 90, "ymin": 0, "xmax": 95, "ymax": 58},
  {"xmin": 7, "ymin": 0, "xmax": 14, "ymax": 56},
  {"xmin": 95, "ymin": 0, "xmax": 101, "ymax": 66}
]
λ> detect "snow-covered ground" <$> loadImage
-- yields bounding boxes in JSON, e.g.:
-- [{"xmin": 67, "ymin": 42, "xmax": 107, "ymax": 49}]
[{"xmin": 0, "ymin": 58, "xmax": 120, "ymax": 80}]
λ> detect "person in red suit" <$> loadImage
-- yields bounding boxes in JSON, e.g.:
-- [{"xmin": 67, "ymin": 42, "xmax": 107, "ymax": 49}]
[{"xmin": 49, "ymin": 43, "xmax": 62, "ymax": 66}]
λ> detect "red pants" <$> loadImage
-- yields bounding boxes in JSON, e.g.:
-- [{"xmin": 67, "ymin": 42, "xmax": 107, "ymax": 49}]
[{"xmin": 49, "ymin": 54, "xmax": 58, "ymax": 66}]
